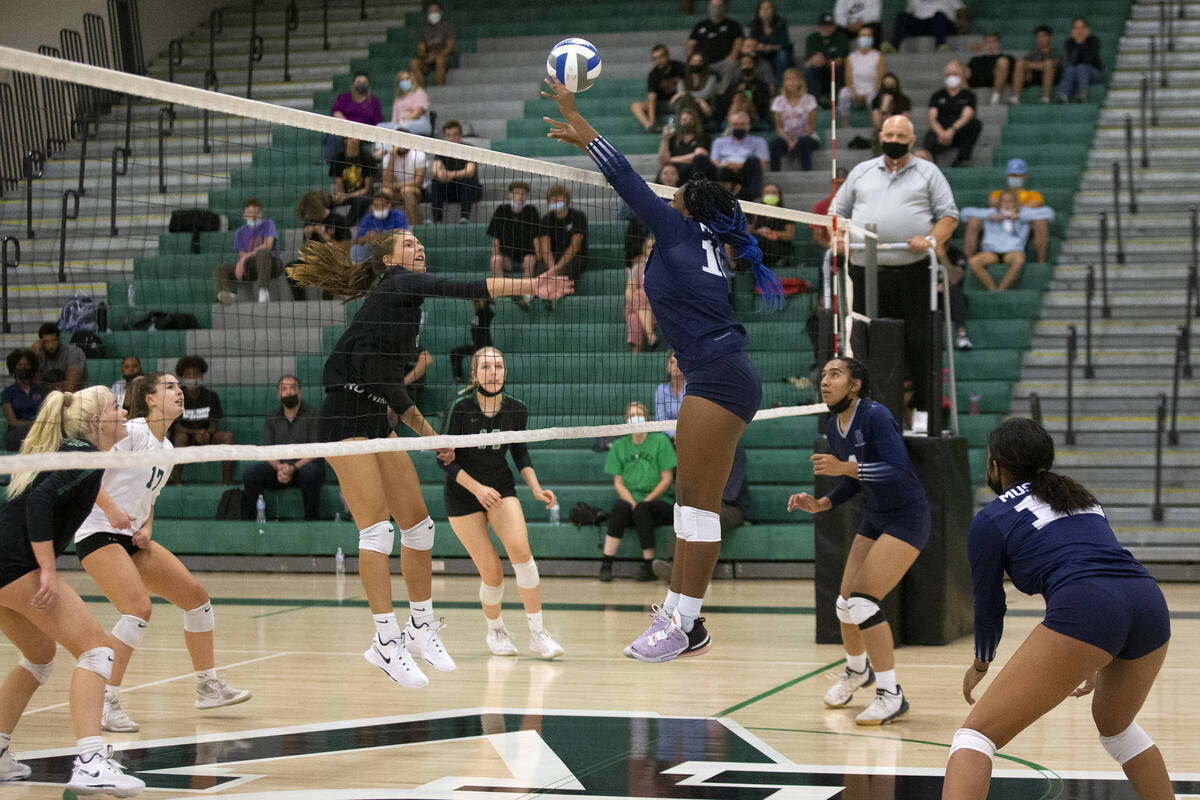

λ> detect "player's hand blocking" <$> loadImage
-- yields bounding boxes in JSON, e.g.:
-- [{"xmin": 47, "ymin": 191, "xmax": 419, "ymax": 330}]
[{"xmin": 531, "ymin": 275, "xmax": 574, "ymax": 301}]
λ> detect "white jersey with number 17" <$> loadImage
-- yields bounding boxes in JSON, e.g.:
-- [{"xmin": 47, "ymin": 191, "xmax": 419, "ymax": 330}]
[{"xmin": 75, "ymin": 417, "xmax": 172, "ymax": 542}]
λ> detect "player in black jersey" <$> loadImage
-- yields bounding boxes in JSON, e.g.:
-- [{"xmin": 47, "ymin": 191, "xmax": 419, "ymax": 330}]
[
  {"xmin": 441, "ymin": 347, "xmax": 563, "ymax": 659},
  {"xmin": 0, "ymin": 387, "xmax": 145, "ymax": 795},
  {"xmin": 290, "ymin": 231, "xmax": 570, "ymax": 688}
]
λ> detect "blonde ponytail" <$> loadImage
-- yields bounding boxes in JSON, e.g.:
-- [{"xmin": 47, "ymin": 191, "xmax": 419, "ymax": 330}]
[
  {"xmin": 287, "ymin": 231, "xmax": 405, "ymax": 301},
  {"xmin": 7, "ymin": 386, "xmax": 113, "ymax": 499}
]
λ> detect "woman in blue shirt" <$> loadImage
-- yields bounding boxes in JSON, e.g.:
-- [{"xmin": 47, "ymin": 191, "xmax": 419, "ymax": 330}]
[{"xmin": 943, "ymin": 417, "xmax": 1172, "ymax": 798}]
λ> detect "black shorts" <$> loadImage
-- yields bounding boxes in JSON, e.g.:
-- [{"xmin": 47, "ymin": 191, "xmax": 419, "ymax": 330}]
[
  {"xmin": 0, "ymin": 542, "xmax": 37, "ymax": 591},
  {"xmin": 76, "ymin": 531, "xmax": 141, "ymax": 562},
  {"xmin": 1043, "ymin": 576, "xmax": 1171, "ymax": 660},
  {"xmin": 319, "ymin": 386, "xmax": 391, "ymax": 442},
  {"xmin": 498, "ymin": 248, "xmax": 534, "ymax": 267},
  {"xmin": 443, "ymin": 482, "xmax": 517, "ymax": 517}
]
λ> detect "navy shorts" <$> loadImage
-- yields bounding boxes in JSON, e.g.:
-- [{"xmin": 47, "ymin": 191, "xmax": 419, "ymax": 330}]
[
  {"xmin": 682, "ymin": 350, "xmax": 762, "ymax": 424},
  {"xmin": 1043, "ymin": 576, "xmax": 1171, "ymax": 660},
  {"xmin": 858, "ymin": 503, "xmax": 931, "ymax": 551}
]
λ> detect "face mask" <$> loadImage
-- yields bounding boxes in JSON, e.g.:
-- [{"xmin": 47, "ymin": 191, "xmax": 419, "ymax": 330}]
[
  {"xmin": 732, "ymin": 128, "xmax": 748, "ymax": 140},
  {"xmin": 986, "ymin": 460, "xmax": 1004, "ymax": 494},
  {"xmin": 1007, "ymin": 176, "xmax": 1024, "ymax": 188},
  {"xmin": 880, "ymin": 140, "xmax": 909, "ymax": 160},
  {"xmin": 827, "ymin": 392, "xmax": 853, "ymax": 414},
  {"xmin": 627, "ymin": 414, "xmax": 646, "ymax": 425},
  {"xmin": 690, "ymin": 64, "xmax": 704, "ymax": 72},
  {"xmin": 709, "ymin": 7, "xmax": 723, "ymax": 21},
  {"xmin": 858, "ymin": 36, "xmax": 873, "ymax": 49},
  {"xmin": 181, "ymin": 378, "xmax": 202, "ymax": 389},
  {"xmin": 548, "ymin": 201, "xmax": 565, "ymax": 212},
  {"xmin": 510, "ymin": 199, "xmax": 524, "ymax": 211},
  {"xmin": 14, "ymin": 367, "xmax": 34, "ymax": 381},
  {"xmin": 244, "ymin": 217, "xmax": 262, "ymax": 228},
  {"xmin": 353, "ymin": 82, "xmax": 369, "ymax": 94},
  {"xmin": 741, "ymin": 67, "xmax": 755, "ymax": 77},
  {"xmin": 476, "ymin": 383, "xmax": 504, "ymax": 397},
  {"xmin": 122, "ymin": 371, "xmax": 140, "ymax": 382},
  {"xmin": 372, "ymin": 209, "xmax": 389, "ymax": 220},
  {"xmin": 760, "ymin": 11, "xmax": 772, "ymax": 21},
  {"xmin": 398, "ymin": 79, "xmax": 412, "ymax": 92},
  {"xmin": 945, "ymin": 74, "xmax": 962, "ymax": 89},
  {"xmin": 427, "ymin": 11, "xmax": 441, "ymax": 23},
  {"xmin": 762, "ymin": 194, "xmax": 780, "ymax": 206},
  {"xmin": 280, "ymin": 395, "xmax": 300, "ymax": 409}
]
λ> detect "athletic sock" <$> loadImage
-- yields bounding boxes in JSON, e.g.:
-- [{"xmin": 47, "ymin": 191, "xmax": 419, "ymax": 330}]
[
  {"xmin": 526, "ymin": 610, "xmax": 544, "ymax": 633},
  {"xmin": 846, "ymin": 652, "xmax": 868, "ymax": 673},
  {"xmin": 409, "ymin": 599, "xmax": 434, "ymax": 627},
  {"xmin": 486, "ymin": 615, "xmax": 505, "ymax": 632},
  {"xmin": 194, "ymin": 670, "xmax": 216, "ymax": 684},
  {"xmin": 77, "ymin": 736, "xmax": 105, "ymax": 761},
  {"xmin": 373, "ymin": 612, "xmax": 402, "ymax": 644},
  {"xmin": 876, "ymin": 669, "xmax": 897, "ymax": 693},
  {"xmin": 104, "ymin": 686, "xmax": 120, "ymax": 702},
  {"xmin": 675, "ymin": 594, "xmax": 703, "ymax": 633},
  {"xmin": 662, "ymin": 590, "xmax": 681, "ymax": 616},
  {"xmin": 0, "ymin": 732, "xmax": 11, "ymax": 749}
]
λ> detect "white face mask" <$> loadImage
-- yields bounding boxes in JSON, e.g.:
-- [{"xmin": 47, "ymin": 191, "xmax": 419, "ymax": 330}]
[
  {"xmin": 858, "ymin": 36, "xmax": 873, "ymax": 49},
  {"xmin": 372, "ymin": 209, "xmax": 389, "ymax": 219},
  {"xmin": 510, "ymin": 199, "xmax": 524, "ymax": 211},
  {"xmin": 627, "ymin": 415, "xmax": 646, "ymax": 425},
  {"xmin": 244, "ymin": 218, "xmax": 262, "ymax": 228},
  {"xmin": 427, "ymin": 11, "xmax": 441, "ymax": 23},
  {"xmin": 548, "ymin": 200, "xmax": 565, "ymax": 213},
  {"xmin": 945, "ymin": 74, "xmax": 962, "ymax": 89},
  {"xmin": 1007, "ymin": 176, "xmax": 1024, "ymax": 188}
]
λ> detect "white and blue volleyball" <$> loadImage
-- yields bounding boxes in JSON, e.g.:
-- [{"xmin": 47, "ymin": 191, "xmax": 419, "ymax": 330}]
[{"xmin": 547, "ymin": 38, "xmax": 601, "ymax": 93}]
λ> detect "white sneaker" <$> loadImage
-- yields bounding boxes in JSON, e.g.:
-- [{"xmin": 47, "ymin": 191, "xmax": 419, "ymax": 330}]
[
  {"xmin": 529, "ymin": 628, "xmax": 564, "ymax": 660},
  {"xmin": 364, "ymin": 633, "xmax": 428, "ymax": 688},
  {"xmin": 855, "ymin": 686, "xmax": 909, "ymax": 725},
  {"xmin": 196, "ymin": 677, "xmax": 252, "ymax": 709},
  {"xmin": 990, "ymin": 91, "xmax": 1001, "ymax": 105},
  {"xmin": 1006, "ymin": 93, "xmax": 1020, "ymax": 104},
  {"xmin": 257, "ymin": 287, "xmax": 270, "ymax": 303},
  {"xmin": 956, "ymin": 331, "xmax": 973, "ymax": 350},
  {"xmin": 405, "ymin": 618, "xmax": 457, "ymax": 672},
  {"xmin": 824, "ymin": 662, "xmax": 875, "ymax": 708},
  {"xmin": 486, "ymin": 624, "xmax": 519, "ymax": 656},
  {"xmin": 0, "ymin": 743, "xmax": 31, "ymax": 781},
  {"xmin": 66, "ymin": 746, "xmax": 145, "ymax": 797},
  {"xmin": 102, "ymin": 694, "xmax": 140, "ymax": 732},
  {"xmin": 216, "ymin": 290, "xmax": 235, "ymax": 305}
]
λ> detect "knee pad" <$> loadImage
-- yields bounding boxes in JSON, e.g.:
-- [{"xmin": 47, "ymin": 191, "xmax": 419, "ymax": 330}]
[
  {"xmin": 1100, "ymin": 722, "xmax": 1154, "ymax": 765},
  {"xmin": 950, "ymin": 728, "xmax": 996, "ymax": 760},
  {"xmin": 479, "ymin": 580, "xmax": 504, "ymax": 606},
  {"xmin": 673, "ymin": 503, "xmax": 683, "ymax": 538},
  {"xmin": 18, "ymin": 657, "xmax": 54, "ymax": 685},
  {"xmin": 847, "ymin": 593, "xmax": 888, "ymax": 629},
  {"xmin": 512, "ymin": 559, "xmax": 539, "ymax": 590},
  {"xmin": 111, "ymin": 614, "xmax": 149, "ymax": 649},
  {"xmin": 359, "ymin": 521, "xmax": 395, "ymax": 555},
  {"xmin": 183, "ymin": 603, "xmax": 214, "ymax": 633},
  {"xmin": 76, "ymin": 647, "xmax": 114, "ymax": 681},
  {"xmin": 399, "ymin": 516, "xmax": 435, "ymax": 551},
  {"xmin": 835, "ymin": 595, "xmax": 854, "ymax": 624},
  {"xmin": 679, "ymin": 506, "xmax": 721, "ymax": 543}
]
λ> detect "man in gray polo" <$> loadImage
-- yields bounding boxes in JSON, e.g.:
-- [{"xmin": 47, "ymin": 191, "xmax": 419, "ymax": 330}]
[
  {"xmin": 834, "ymin": 114, "xmax": 958, "ymax": 411},
  {"xmin": 241, "ymin": 375, "xmax": 325, "ymax": 520}
]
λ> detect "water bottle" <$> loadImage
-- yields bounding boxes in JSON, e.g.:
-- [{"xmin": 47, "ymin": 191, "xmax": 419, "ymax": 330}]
[
  {"xmin": 549, "ymin": 501, "xmax": 560, "ymax": 525},
  {"xmin": 255, "ymin": 493, "xmax": 266, "ymax": 534},
  {"xmin": 126, "ymin": 283, "xmax": 135, "ymax": 308},
  {"xmin": 663, "ymin": 115, "xmax": 675, "ymax": 135},
  {"xmin": 334, "ymin": 546, "xmax": 345, "ymax": 577},
  {"xmin": 968, "ymin": 392, "xmax": 982, "ymax": 415}
]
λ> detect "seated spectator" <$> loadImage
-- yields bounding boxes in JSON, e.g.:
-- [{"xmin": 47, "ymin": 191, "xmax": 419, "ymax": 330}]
[
  {"xmin": 720, "ymin": 442, "xmax": 751, "ymax": 533},
  {"xmin": 923, "ymin": 60, "xmax": 981, "ymax": 167},
  {"xmin": 888, "ymin": 0, "xmax": 968, "ymax": 53},
  {"xmin": 214, "ymin": 197, "xmax": 282, "ymax": 305},
  {"xmin": 838, "ymin": 27, "xmax": 884, "ymax": 119},
  {"xmin": 697, "ymin": 110, "xmax": 768, "ymax": 200},
  {"xmin": 719, "ymin": 51, "xmax": 774, "ymax": 124},
  {"xmin": 716, "ymin": 166, "xmax": 743, "ymax": 197},
  {"xmin": 32, "ymin": 322, "xmax": 86, "ymax": 392},
  {"xmin": 350, "ymin": 192, "xmax": 409, "ymax": 263},
  {"xmin": 171, "ymin": 355, "xmax": 234, "ymax": 485},
  {"xmin": 804, "ymin": 13, "xmax": 849, "ymax": 109},
  {"xmin": 323, "ymin": 71, "xmax": 383, "ymax": 161},
  {"xmin": 657, "ymin": 109, "xmax": 711, "ymax": 186},
  {"xmin": 1013, "ymin": 25, "xmax": 1061, "ymax": 104},
  {"xmin": 296, "ymin": 190, "xmax": 351, "ymax": 251},
  {"xmin": 656, "ymin": 163, "xmax": 682, "ymax": 188},
  {"xmin": 965, "ymin": 157, "xmax": 1052, "ymax": 263},
  {"xmin": 631, "ymin": 44, "xmax": 686, "ymax": 133},
  {"xmin": 716, "ymin": 37, "xmax": 777, "ymax": 100},
  {"xmin": 961, "ymin": 189, "xmax": 1054, "ymax": 291},
  {"xmin": 403, "ymin": 349, "xmax": 434, "ymax": 408},
  {"xmin": 748, "ymin": 1, "xmax": 793, "ymax": 86},
  {"xmin": 1058, "ymin": 16, "xmax": 1103, "ymax": 103},
  {"xmin": 409, "ymin": 1, "xmax": 455, "ymax": 87},
  {"xmin": 835, "ymin": 0, "xmax": 883, "ymax": 52},
  {"xmin": 378, "ymin": 69, "xmax": 431, "ymax": 137},
  {"xmin": 967, "ymin": 32, "xmax": 1014, "ymax": 105},
  {"xmin": 450, "ymin": 300, "xmax": 494, "ymax": 383},
  {"xmin": 600, "ymin": 401, "xmax": 677, "ymax": 582},
  {"xmin": 749, "ymin": 183, "xmax": 795, "ymax": 266},
  {"xmin": 430, "ymin": 120, "xmax": 481, "ymax": 224},
  {"xmin": 869, "ymin": 72, "xmax": 912, "ymax": 154},
  {"xmin": 769, "ymin": 68, "xmax": 819, "ymax": 171},
  {"xmin": 241, "ymin": 375, "xmax": 324, "ymax": 521},
  {"xmin": 329, "ymin": 137, "xmax": 379, "ymax": 228},
  {"xmin": 676, "ymin": 52, "xmax": 721, "ymax": 123},
  {"xmin": 535, "ymin": 185, "xmax": 588, "ymax": 286},
  {"xmin": 810, "ymin": 166, "xmax": 848, "ymax": 250},
  {"xmin": 380, "ymin": 144, "xmax": 428, "ymax": 225},
  {"xmin": 3, "ymin": 348, "xmax": 45, "ymax": 451},
  {"xmin": 687, "ymin": 0, "xmax": 744, "ymax": 71},
  {"xmin": 625, "ymin": 235, "xmax": 659, "ymax": 353},
  {"xmin": 654, "ymin": 351, "xmax": 686, "ymax": 440},
  {"xmin": 110, "ymin": 355, "xmax": 142, "ymax": 411},
  {"xmin": 488, "ymin": 181, "xmax": 540, "ymax": 308}
]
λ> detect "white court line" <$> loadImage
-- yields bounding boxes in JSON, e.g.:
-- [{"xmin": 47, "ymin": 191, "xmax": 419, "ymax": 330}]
[{"xmin": 22, "ymin": 651, "xmax": 289, "ymax": 715}]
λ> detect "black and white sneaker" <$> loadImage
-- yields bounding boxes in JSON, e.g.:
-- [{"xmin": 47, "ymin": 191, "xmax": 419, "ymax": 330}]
[
  {"xmin": 66, "ymin": 746, "xmax": 144, "ymax": 797},
  {"xmin": 679, "ymin": 615, "xmax": 711, "ymax": 658},
  {"xmin": 824, "ymin": 662, "xmax": 875, "ymax": 708},
  {"xmin": 855, "ymin": 685, "xmax": 909, "ymax": 725}
]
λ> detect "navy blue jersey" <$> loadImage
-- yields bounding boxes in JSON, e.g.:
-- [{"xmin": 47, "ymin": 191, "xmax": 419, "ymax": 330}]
[
  {"xmin": 587, "ymin": 137, "xmax": 747, "ymax": 374},
  {"xmin": 968, "ymin": 482, "xmax": 1153, "ymax": 662},
  {"xmin": 823, "ymin": 399, "xmax": 928, "ymax": 514}
]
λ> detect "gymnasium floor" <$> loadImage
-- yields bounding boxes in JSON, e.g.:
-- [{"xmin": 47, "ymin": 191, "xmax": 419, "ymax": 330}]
[{"xmin": 2, "ymin": 572, "xmax": 1198, "ymax": 799}]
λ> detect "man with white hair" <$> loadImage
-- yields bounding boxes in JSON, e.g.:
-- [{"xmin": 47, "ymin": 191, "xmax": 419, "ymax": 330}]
[{"xmin": 923, "ymin": 60, "xmax": 981, "ymax": 167}]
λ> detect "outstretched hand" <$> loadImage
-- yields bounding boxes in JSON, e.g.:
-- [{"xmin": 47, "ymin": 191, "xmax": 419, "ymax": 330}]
[
  {"xmin": 542, "ymin": 79, "xmax": 590, "ymax": 151},
  {"xmin": 541, "ymin": 77, "xmax": 579, "ymax": 115},
  {"xmin": 532, "ymin": 275, "xmax": 574, "ymax": 300}
]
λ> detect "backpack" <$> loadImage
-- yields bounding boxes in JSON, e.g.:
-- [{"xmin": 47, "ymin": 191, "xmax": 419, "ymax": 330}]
[
  {"xmin": 215, "ymin": 488, "xmax": 245, "ymax": 520},
  {"xmin": 57, "ymin": 295, "xmax": 98, "ymax": 336},
  {"xmin": 569, "ymin": 501, "xmax": 608, "ymax": 527},
  {"xmin": 168, "ymin": 208, "xmax": 221, "ymax": 254},
  {"xmin": 70, "ymin": 330, "xmax": 106, "ymax": 359}
]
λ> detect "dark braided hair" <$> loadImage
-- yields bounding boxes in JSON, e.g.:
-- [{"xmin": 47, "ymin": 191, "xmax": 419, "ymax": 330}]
[
  {"xmin": 683, "ymin": 176, "xmax": 784, "ymax": 310},
  {"xmin": 986, "ymin": 417, "xmax": 1100, "ymax": 514},
  {"xmin": 828, "ymin": 356, "xmax": 870, "ymax": 398}
]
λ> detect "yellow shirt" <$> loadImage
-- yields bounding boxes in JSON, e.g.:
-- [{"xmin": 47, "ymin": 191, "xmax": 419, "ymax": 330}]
[{"xmin": 989, "ymin": 188, "xmax": 1044, "ymax": 207}]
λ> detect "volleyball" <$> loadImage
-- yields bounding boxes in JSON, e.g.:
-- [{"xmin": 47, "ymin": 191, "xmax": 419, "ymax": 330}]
[{"xmin": 546, "ymin": 38, "xmax": 601, "ymax": 93}]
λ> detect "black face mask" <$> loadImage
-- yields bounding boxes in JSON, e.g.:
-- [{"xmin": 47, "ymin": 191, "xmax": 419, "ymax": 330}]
[
  {"xmin": 122, "ymin": 371, "xmax": 140, "ymax": 382},
  {"xmin": 986, "ymin": 460, "xmax": 1005, "ymax": 494},
  {"xmin": 827, "ymin": 392, "xmax": 853, "ymax": 414},
  {"xmin": 14, "ymin": 367, "xmax": 34, "ymax": 381},
  {"xmin": 690, "ymin": 64, "xmax": 704, "ymax": 73},
  {"xmin": 732, "ymin": 128, "xmax": 748, "ymax": 140},
  {"xmin": 880, "ymin": 140, "xmax": 910, "ymax": 160},
  {"xmin": 280, "ymin": 395, "xmax": 300, "ymax": 409},
  {"xmin": 476, "ymin": 384, "xmax": 504, "ymax": 398}
]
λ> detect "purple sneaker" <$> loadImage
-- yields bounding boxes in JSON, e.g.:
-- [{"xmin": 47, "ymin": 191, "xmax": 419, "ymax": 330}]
[
  {"xmin": 622, "ymin": 604, "xmax": 671, "ymax": 659},
  {"xmin": 627, "ymin": 615, "xmax": 689, "ymax": 663}
]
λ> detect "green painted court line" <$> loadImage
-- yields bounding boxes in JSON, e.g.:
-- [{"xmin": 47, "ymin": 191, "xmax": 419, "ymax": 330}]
[
  {"xmin": 715, "ymin": 659, "xmax": 846, "ymax": 717},
  {"xmin": 251, "ymin": 606, "xmax": 312, "ymax": 618}
]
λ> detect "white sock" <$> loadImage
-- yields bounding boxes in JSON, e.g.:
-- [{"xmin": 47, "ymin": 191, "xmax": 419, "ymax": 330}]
[
  {"xmin": 195, "ymin": 670, "xmax": 216, "ymax": 684},
  {"xmin": 876, "ymin": 668, "xmax": 897, "ymax": 693},
  {"xmin": 486, "ymin": 615, "xmax": 505, "ymax": 632},
  {"xmin": 77, "ymin": 736, "xmax": 105, "ymax": 761},
  {"xmin": 675, "ymin": 594, "xmax": 703, "ymax": 633},
  {"xmin": 846, "ymin": 652, "xmax": 868, "ymax": 673},
  {"xmin": 409, "ymin": 599, "xmax": 434, "ymax": 627},
  {"xmin": 0, "ymin": 732, "xmax": 11, "ymax": 749},
  {"xmin": 662, "ymin": 590, "xmax": 681, "ymax": 616},
  {"xmin": 104, "ymin": 685, "xmax": 120, "ymax": 701},
  {"xmin": 526, "ymin": 610, "xmax": 544, "ymax": 633},
  {"xmin": 373, "ymin": 612, "xmax": 402, "ymax": 644}
]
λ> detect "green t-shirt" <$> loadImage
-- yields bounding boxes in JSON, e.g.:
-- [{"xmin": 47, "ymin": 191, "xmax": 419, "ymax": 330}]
[{"xmin": 604, "ymin": 433, "xmax": 677, "ymax": 504}]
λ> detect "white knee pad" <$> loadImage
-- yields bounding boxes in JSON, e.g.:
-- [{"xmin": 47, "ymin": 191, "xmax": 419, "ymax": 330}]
[
  {"xmin": 111, "ymin": 614, "xmax": 148, "ymax": 649},
  {"xmin": 846, "ymin": 593, "xmax": 887, "ymax": 629},
  {"xmin": 673, "ymin": 503, "xmax": 683, "ymax": 538},
  {"xmin": 950, "ymin": 728, "xmax": 996, "ymax": 760},
  {"xmin": 399, "ymin": 516, "xmax": 435, "ymax": 551},
  {"xmin": 512, "ymin": 559, "xmax": 539, "ymax": 590},
  {"xmin": 18, "ymin": 657, "xmax": 54, "ymax": 685},
  {"xmin": 183, "ymin": 603, "xmax": 214, "ymax": 633},
  {"xmin": 679, "ymin": 506, "xmax": 721, "ymax": 543},
  {"xmin": 479, "ymin": 580, "xmax": 505, "ymax": 606},
  {"xmin": 359, "ymin": 521, "xmax": 395, "ymax": 555},
  {"xmin": 835, "ymin": 595, "xmax": 854, "ymax": 624},
  {"xmin": 76, "ymin": 647, "xmax": 114, "ymax": 681},
  {"xmin": 1100, "ymin": 722, "xmax": 1154, "ymax": 765}
]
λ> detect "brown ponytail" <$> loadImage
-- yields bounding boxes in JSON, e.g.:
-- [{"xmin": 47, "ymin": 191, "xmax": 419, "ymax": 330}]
[
  {"xmin": 287, "ymin": 231, "xmax": 404, "ymax": 301},
  {"xmin": 126, "ymin": 371, "xmax": 168, "ymax": 420}
]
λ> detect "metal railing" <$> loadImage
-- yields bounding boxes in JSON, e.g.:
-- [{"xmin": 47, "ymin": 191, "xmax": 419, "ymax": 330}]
[
  {"xmin": 1148, "ymin": 38, "xmax": 1160, "ymax": 125},
  {"xmin": 1111, "ymin": 162, "xmax": 1126, "ymax": 264},
  {"xmin": 1170, "ymin": 327, "xmax": 1185, "ymax": 446},
  {"xmin": 247, "ymin": 0, "xmax": 266, "ymax": 99},
  {"xmin": 283, "ymin": 0, "xmax": 299, "ymax": 81},
  {"xmin": 0, "ymin": 237, "xmax": 18, "ymax": 334},
  {"xmin": 207, "ymin": 9, "xmax": 223, "ymax": 96},
  {"xmin": 202, "ymin": 70, "xmax": 219, "ymax": 154},
  {"xmin": 1185, "ymin": 206, "xmax": 1198, "ymax": 380},
  {"xmin": 1029, "ymin": 391, "xmax": 1043, "ymax": 426},
  {"xmin": 157, "ymin": 106, "xmax": 175, "ymax": 194},
  {"xmin": 1099, "ymin": 211, "xmax": 1112, "ymax": 317},
  {"xmin": 110, "ymin": 145, "xmax": 129, "ymax": 235},
  {"xmin": 1084, "ymin": 265, "xmax": 1096, "ymax": 379},
  {"xmin": 1152, "ymin": 392, "xmax": 1167, "ymax": 522},
  {"xmin": 1124, "ymin": 115, "xmax": 1138, "ymax": 214},
  {"xmin": 23, "ymin": 151, "xmax": 44, "ymax": 239},
  {"xmin": 1066, "ymin": 325, "xmax": 1077, "ymax": 445},
  {"xmin": 1138, "ymin": 75, "xmax": 1150, "ymax": 167},
  {"xmin": 58, "ymin": 190, "xmax": 80, "ymax": 282},
  {"xmin": 322, "ymin": 0, "xmax": 330, "ymax": 50}
]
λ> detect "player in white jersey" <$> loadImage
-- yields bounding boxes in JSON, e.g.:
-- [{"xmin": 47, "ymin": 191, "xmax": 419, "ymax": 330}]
[{"xmin": 75, "ymin": 372, "xmax": 250, "ymax": 732}]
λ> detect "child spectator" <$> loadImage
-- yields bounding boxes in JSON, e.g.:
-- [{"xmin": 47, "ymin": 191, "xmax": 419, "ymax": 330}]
[
  {"xmin": 961, "ymin": 189, "xmax": 1042, "ymax": 291},
  {"xmin": 214, "ymin": 197, "xmax": 282, "ymax": 305},
  {"xmin": 964, "ymin": 157, "xmax": 1052, "ymax": 263},
  {"xmin": 3, "ymin": 349, "xmax": 45, "ymax": 451},
  {"xmin": 170, "ymin": 355, "xmax": 234, "ymax": 485},
  {"xmin": 838, "ymin": 27, "xmax": 884, "ymax": 119},
  {"xmin": 769, "ymin": 68, "xmax": 819, "ymax": 171},
  {"xmin": 625, "ymin": 235, "xmax": 659, "ymax": 353}
]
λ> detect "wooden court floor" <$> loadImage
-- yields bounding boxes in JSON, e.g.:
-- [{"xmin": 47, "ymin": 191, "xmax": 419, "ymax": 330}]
[{"xmin": 2, "ymin": 570, "xmax": 1198, "ymax": 799}]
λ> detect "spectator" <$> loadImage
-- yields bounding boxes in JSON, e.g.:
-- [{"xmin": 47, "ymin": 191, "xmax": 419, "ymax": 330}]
[
  {"xmin": 965, "ymin": 157, "xmax": 1052, "ymax": 263},
  {"xmin": 32, "ymin": 322, "xmax": 86, "ymax": 392},
  {"xmin": 600, "ymin": 401, "xmax": 677, "ymax": 582},
  {"xmin": 656, "ymin": 163, "xmax": 682, "ymax": 187},
  {"xmin": 381, "ymin": 143, "xmax": 428, "ymax": 225},
  {"xmin": 749, "ymin": 182, "xmax": 794, "ymax": 266},
  {"xmin": 488, "ymin": 180, "xmax": 540, "ymax": 308},
  {"xmin": 450, "ymin": 300, "xmax": 494, "ymax": 383},
  {"xmin": 676, "ymin": 52, "xmax": 721, "ymax": 123},
  {"xmin": 350, "ymin": 192, "xmax": 409, "ymax": 263},
  {"xmin": 430, "ymin": 120, "xmax": 481, "ymax": 224},
  {"xmin": 214, "ymin": 197, "xmax": 282, "ymax": 305},
  {"xmin": 967, "ymin": 32, "xmax": 1014, "ymax": 105},
  {"xmin": 631, "ymin": 44, "xmax": 687, "ymax": 133},
  {"xmin": 686, "ymin": 0, "xmax": 744, "ymax": 69},
  {"xmin": 409, "ymin": 1, "xmax": 456, "ymax": 87},
  {"xmin": 241, "ymin": 375, "xmax": 324, "ymax": 521},
  {"xmin": 961, "ymin": 189, "xmax": 1054, "ymax": 292},
  {"xmin": 329, "ymin": 137, "xmax": 379, "ymax": 228},
  {"xmin": 835, "ymin": 0, "xmax": 883, "ymax": 51},
  {"xmin": 296, "ymin": 190, "xmax": 351, "ymax": 251},
  {"xmin": 698, "ymin": 110, "xmax": 768, "ymax": 201},
  {"xmin": 1012, "ymin": 25, "xmax": 1061, "ymax": 104},
  {"xmin": 535, "ymin": 185, "xmax": 588, "ymax": 286},
  {"xmin": 804, "ymin": 13, "xmax": 850, "ymax": 109},
  {"xmin": 324, "ymin": 70, "xmax": 383, "ymax": 161},
  {"xmin": 810, "ymin": 166, "xmax": 848, "ymax": 250},
  {"xmin": 716, "ymin": 37, "xmax": 777, "ymax": 99},
  {"xmin": 869, "ymin": 72, "xmax": 912, "ymax": 154},
  {"xmin": 3, "ymin": 348, "xmax": 45, "ymax": 451},
  {"xmin": 1058, "ymin": 16, "xmax": 1103, "ymax": 103},
  {"xmin": 838, "ymin": 26, "xmax": 884, "ymax": 119},
  {"xmin": 403, "ymin": 349, "xmax": 434, "ymax": 408},
  {"xmin": 719, "ymin": 442, "xmax": 751, "ymax": 532},
  {"xmin": 625, "ymin": 234, "xmax": 659, "ymax": 353},
  {"xmin": 923, "ymin": 60, "xmax": 981, "ymax": 167},
  {"xmin": 657, "ymin": 109, "xmax": 710, "ymax": 183},
  {"xmin": 748, "ymin": 1, "xmax": 793, "ymax": 86},
  {"xmin": 378, "ymin": 69, "xmax": 431, "ymax": 137},
  {"xmin": 654, "ymin": 350, "xmax": 686, "ymax": 440},
  {"xmin": 718, "ymin": 50, "xmax": 774, "ymax": 124},
  {"xmin": 768, "ymin": 68, "xmax": 819, "ymax": 172},
  {"xmin": 888, "ymin": 0, "xmax": 967, "ymax": 53},
  {"xmin": 110, "ymin": 355, "xmax": 142, "ymax": 411},
  {"xmin": 171, "ymin": 355, "xmax": 234, "ymax": 485}
]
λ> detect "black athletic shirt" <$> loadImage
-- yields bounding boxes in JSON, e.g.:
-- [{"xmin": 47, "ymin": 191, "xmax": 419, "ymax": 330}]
[
  {"xmin": 440, "ymin": 394, "xmax": 533, "ymax": 493},
  {"xmin": 0, "ymin": 439, "xmax": 103, "ymax": 562},
  {"xmin": 323, "ymin": 269, "xmax": 489, "ymax": 413}
]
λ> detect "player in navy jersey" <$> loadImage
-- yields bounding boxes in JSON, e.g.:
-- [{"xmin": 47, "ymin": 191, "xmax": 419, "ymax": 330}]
[
  {"xmin": 544, "ymin": 77, "xmax": 784, "ymax": 663},
  {"xmin": 943, "ymin": 417, "xmax": 1173, "ymax": 799},
  {"xmin": 290, "ymin": 231, "xmax": 571, "ymax": 689},
  {"xmin": 788, "ymin": 357, "xmax": 930, "ymax": 725},
  {"xmin": 441, "ymin": 346, "xmax": 563, "ymax": 659}
]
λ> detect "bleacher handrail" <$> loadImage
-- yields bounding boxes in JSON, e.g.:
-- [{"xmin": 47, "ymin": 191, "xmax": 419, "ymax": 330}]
[
  {"xmin": 1066, "ymin": 325, "xmax": 1077, "ymax": 445},
  {"xmin": 0, "ymin": 237, "xmax": 18, "ymax": 335},
  {"xmin": 1152, "ymin": 392, "xmax": 1166, "ymax": 521},
  {"xmin": 1084, "ymin": 265, "xmax": 1096, "ymax": 379}
]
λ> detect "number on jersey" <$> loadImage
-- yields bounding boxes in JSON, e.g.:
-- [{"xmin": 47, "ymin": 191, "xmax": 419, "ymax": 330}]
[{"xmin": 699, "ymin": 227, "xmax": 727, "ymax": 278}]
